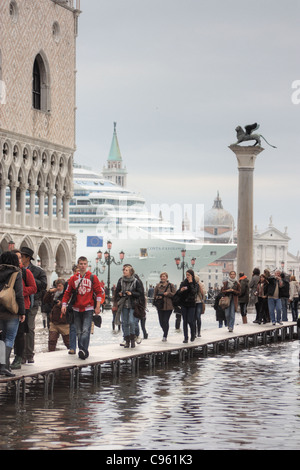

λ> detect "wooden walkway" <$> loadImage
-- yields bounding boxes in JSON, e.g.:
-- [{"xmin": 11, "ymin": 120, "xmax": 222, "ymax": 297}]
[{"xmin": 0, "ymin": 321, "xmax": 298, "ymax": 402}]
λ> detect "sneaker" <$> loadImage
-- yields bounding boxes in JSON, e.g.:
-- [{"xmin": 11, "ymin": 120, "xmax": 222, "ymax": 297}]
[
  {"xmin": 68, "ymin": 349, "xmax": 76, "ymax": 355},
  {"xmin": 162, "ymin": 337, "xmax": 167, "ymax": 342},
  {"xmin": 78, "ymin": 350, "xmax": 86, "ymax": 360},
  {"xmin": 183, "ymin": 339, "xmax": 188, "ymax": 343},
  {"xmin": 135, "ymin": 336, "xmax": 142, "ymax": 344}
]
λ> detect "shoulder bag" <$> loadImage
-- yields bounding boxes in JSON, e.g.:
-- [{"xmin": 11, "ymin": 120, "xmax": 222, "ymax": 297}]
[
  {"xmin": 153, "ymin": 283, "xmax": 170, "ymax": 310},
  {"xmin": 0, "ymin": 271, "xmax": 19, "ymax": 314},
  {"xmin": 219, "ymin": 295, "xmax": 231, "ymax": 309}
]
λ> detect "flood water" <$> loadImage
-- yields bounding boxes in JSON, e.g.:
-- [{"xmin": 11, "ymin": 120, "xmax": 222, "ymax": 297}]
[{"xmin": 0, "ymin": 307, "xmax": 299, "ymax": 450}]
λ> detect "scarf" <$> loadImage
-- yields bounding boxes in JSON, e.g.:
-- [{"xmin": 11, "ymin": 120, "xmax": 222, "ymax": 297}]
[
  {"xmin": 227, "ymin": 277, "xmax": 237, "ymax": 289},
  {"xmin": 114, "ymin": 275, "xmax": 136, "ymax": 325}
]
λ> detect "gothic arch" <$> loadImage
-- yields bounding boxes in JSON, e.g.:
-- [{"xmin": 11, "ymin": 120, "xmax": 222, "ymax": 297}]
[
  {"xmin": 55, "ymin": 239, "xmax": 72, "ymax": 277},
  {"xmin": 32, "ymin": 51, "xmax": 51, "ymax": 112},
  {"xmin": 20, "ymin": 236, "xmax": 35, "ymax": 252},
  {"xmin": 37, "ymin": 237, "xmax": 54, "ymax": 272},
  {"xmin": 0, "ymin": 233, "xmax": 16, "ymax": 253}
]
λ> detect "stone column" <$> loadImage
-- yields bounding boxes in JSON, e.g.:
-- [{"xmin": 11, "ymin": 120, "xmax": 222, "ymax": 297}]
[
  {"xmin": 38, "ymin": 188, "xmax": 45, "ymax": 229},
  {"xmin": 229, "ymin": 144, "xmax": 264, "ymax": 278},
  {"xmin": 56, "ymin": 190, "xmax": 63, "ymax": 232},
  {"xmin": 29, "ymin": 185, "xmax": 38, "ymax": 228},
  {"xmin": 10, "ymin": 181, "xmax": 18, "ymax": 226},
  {"xmin": 47, "ymin": 188, "xmax": 55, "ymax": 231},
  {"xmin": 19, "ymin": 183, "xmax": 28, "ymax": 227},
  {"xmin": 0, "ymin": 179, "xmax": 8, "ymax": 224}
]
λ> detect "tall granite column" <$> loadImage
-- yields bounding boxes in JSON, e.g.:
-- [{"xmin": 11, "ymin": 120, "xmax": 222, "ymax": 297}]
[{"xmin": 229, "ymin": 144, "xmax": 264, "ymax": 278}]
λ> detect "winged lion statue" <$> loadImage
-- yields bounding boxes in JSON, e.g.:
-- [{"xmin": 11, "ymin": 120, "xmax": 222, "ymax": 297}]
[{"xmin": 234, "ymin": 123, "xmax": 276, "ymax": 148}]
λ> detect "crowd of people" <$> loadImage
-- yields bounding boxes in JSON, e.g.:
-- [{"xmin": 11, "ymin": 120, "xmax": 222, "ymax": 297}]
[
  {"xmin": 0, "ymin": 246, "xmax": 299, "ymax": 378},
  {"xmin": 213, "ymin": 268, "xmax": 299, "ymax": 332}
]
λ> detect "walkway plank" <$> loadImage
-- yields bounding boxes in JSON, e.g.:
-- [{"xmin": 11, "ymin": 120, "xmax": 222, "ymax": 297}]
[{"xmin": 0, "ymin": 321, "xmax": 297, "ymax": 386}]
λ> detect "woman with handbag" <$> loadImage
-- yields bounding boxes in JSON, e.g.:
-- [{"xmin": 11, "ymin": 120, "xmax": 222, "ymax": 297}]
[
  {"xmin": 178, "ymin": 269, "xmax": 199, "ymax": 343},
  {"xmin": 221, "ymin": 271, "xmax": 241, "ymax": 332},
  {"xmin": 0, "ymin": 251, "xmax": 25, "ymax": 376},
  {"xmin": 114, "ymin": 265, "xmax": 144, "ymax": 348},
  {"xmin": 153, "ymin": 272, "xmax": 176, "ymax": 341}
]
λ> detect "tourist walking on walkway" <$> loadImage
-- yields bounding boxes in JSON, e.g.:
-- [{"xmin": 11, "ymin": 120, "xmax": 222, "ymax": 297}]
[
  {"xmin": 238, "ymin": 272, "xmax": 249, "ymax": 323},
  {"xmin": 44, "ymin": 279, "xmax": 70, "ymax": 352},
  {"xmin": 10, "ymin": 249, "xmax": 37, "ymax": 370},
  {"xmin": 61, "ymin": 256, "xmax": 104, "ymax": 360},
  {"xmin": 0, "ymin": 251, "xmax": 25, "ymax": 376},
  {"xmin": 280, "ymin": 272, "xmax": 289, "ymax": 321},
  {"xmin": 213, "ymin": 291, "xmax": 227, "ymax": 328},
  {"xmin": 221, "ymin": 271, "xmax": 241, "ymax": 332},
  {"xmin": 21, "ymin": 247, "xmax": 47, "ymax": 363},
  {"xmin": 256, "ymin": 274, "xmax": 269, "ymax": 324},
  {"xmin": 267, "ymin": 270, "xmax": 283, "ymax": 325},
  {"xmin": 195, "ymin": 275, "xmax": 205, "ymax": 337},
  {"xmin": 153, "ymin": 272, "xmax": 176, "ymax": 341},
  {"xmin": 289, "ymin": 275, "xmax": 299, "ymax": 321},
  {"xmin": 249, "ymin": 268, "xmax": 260, "ymax": 323},
  {"xmin": 177, "ymin": 269, "xmax": 198, "ymax": 343},
  {"xmin": 115, "ymin": 265, "xmax": 144, "ymax": 348}
]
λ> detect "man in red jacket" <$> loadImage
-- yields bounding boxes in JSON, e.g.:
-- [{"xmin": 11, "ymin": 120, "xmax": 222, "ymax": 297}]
[{"xmin": 61, "ymin": 256, "xmax": 104, "ymax": 360}]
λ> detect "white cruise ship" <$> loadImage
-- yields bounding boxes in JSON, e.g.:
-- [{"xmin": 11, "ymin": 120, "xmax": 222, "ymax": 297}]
[{"xmin": 70, "ymin": 124, "xmax": 235, "ymax": 285}]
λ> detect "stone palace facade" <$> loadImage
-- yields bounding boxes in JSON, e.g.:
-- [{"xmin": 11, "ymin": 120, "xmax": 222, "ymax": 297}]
[{"xmin": 0, "ymin": 0, "xmax": 81, "ymax": 283}]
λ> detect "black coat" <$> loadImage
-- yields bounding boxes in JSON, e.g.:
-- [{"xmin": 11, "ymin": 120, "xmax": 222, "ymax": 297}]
[
  {"xmin": 267, "ymin": 276, "xmax": 288, "ymax": 298},
  {"xmin": 114, "ymin": 275, "xmax": 144, "ymax": 309},
  {"xmin": 27, "ymin": 262, "xmax": 47, "ymax": 305},
  {"xmin": 178, "ymin": 279, "xmax": 198, "ymax": 307}
]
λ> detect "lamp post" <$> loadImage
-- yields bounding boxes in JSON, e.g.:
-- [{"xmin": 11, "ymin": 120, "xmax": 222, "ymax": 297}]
[
  {"xmin": 97, "ymin": 241, "xmax": 125, "ymax": 309},
  {"xmin": 174, "ymin": 249, "xmax": 196, "ymax": 281},
  {"xmin": 94, "ymin": 250, "xmax": 106, "ymax": 277}
]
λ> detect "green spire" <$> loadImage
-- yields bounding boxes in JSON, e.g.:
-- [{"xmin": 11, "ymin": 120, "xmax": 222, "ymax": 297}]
[{"xmin": 108, "ymin": 122, "xmax": 122, "ymax": 161}]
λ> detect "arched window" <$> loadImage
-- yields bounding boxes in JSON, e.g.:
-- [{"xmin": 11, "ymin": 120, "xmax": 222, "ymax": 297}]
[
  {"xmin": 32, "ymin": 58, "xmax": 41, "ymax": 109},
  {"xmin": 32, "ymin": 53, "xmax": 50, "ymax": 112}
]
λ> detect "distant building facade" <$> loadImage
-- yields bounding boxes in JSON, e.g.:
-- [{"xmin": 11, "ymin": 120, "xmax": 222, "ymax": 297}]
[
  {"xmin": 198, "ymin": 194, "xmax": 300, "ymax": 288},
  {"xmin": 0, "ymin": 0, "xmax": 81, "ymax": 282},
  {"xmin": 102, "ymin": 122, "xmax": 127, "ymax": 187}
]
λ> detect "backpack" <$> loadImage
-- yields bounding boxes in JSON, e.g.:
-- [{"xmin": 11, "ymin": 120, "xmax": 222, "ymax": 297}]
[{"xmin": 0, "ymin": 271, "xmax": 19, "ymax": 314}]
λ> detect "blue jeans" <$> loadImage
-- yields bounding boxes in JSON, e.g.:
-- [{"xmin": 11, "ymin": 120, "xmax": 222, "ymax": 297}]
[
  {"xmin": 73, "ymin": 310, "xmax": 94, "ymax": 355},
  {"xmin": 181, "ymin": 306, "xmax": 196, "ymax": 341},
  {"xmin": 195, "ymin": 303, "xmax": 203, "ymax": 335},
  {"xmin": 69, "ymin": 323, "xmax": 77, "ymax": 351},
  {"xmin": 121, "ymin": 308, "xmax": 135, "ymax": 337},
  {"xmin": 225, "ymin": 297, "xmax": 235, "ymax": 330},
  {"xmin": 268, "ymin": 298, "xmax": 282, "ymax": 323},
  {"xmin": 291, "ymin": 298, "xmax": 299, "ymax": 321},
  {"xmin": 0, "ymin": 317, "xmax": 20, "ymax": 348},
  {"xmin": 281, "ymin": 297, "xmax": 288, "ymax": 321}
]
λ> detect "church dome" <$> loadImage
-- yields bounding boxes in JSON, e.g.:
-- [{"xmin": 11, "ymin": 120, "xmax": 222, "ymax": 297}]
[{"xmin": 204, "ymin": 193, "xmax": 235, "ymax": 230}]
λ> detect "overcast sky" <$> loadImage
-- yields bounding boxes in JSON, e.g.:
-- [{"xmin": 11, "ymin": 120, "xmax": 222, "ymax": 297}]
[{"xmin": 75, "ymin": 0, "xmax": 300, "ymax": 254}]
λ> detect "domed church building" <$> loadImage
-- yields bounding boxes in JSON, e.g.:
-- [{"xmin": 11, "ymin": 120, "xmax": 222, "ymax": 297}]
[{"xmin": 203, "ymin": 192, "xmax": 235, "ymax": 244}]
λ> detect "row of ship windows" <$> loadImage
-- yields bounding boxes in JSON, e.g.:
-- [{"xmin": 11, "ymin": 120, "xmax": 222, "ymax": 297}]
[{"xmin": 70, "ymin": 199, "xmax": 144, "ymax": 207}]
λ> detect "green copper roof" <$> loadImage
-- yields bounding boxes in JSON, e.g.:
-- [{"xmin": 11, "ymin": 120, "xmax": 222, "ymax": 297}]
[{"xmin": 108, "ymin": 122, "xmax": 122, "ymax": 161}]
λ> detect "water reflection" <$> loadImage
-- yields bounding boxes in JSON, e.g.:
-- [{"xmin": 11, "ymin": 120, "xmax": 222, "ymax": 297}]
[{"xmin": 0, "ymin": 314, "xmax": 299, "ymax": 450}]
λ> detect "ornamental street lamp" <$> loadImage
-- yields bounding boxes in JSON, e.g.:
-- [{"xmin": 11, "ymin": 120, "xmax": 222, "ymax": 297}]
[
  {"xmin": 94, "ymin": 250, "xmax": 107, "ymax": 277},
  {"xmin": 97, "ymin": 241, "xmax": 125, "ymax": 309},
  {"xmin": 174, "ymin": 249, "xmax": 196, "ymax": 281}
]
